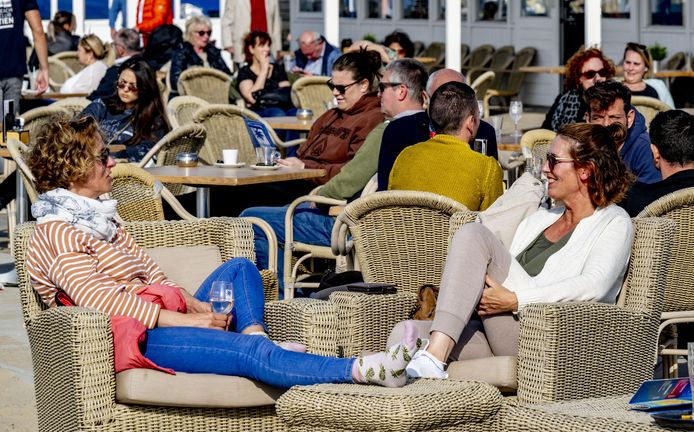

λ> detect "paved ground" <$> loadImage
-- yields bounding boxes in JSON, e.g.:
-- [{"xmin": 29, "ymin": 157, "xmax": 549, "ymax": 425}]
[{"xmin": 0, "ymin": 211, "xmax": 38, "ymax": 432}]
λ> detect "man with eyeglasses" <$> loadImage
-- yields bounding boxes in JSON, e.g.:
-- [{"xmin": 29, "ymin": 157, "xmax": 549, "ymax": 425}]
[
  {"xmin": 584, "ymin": 80, "xmax": 661, "ymax": 184},
  {"xmin": 89, "ymin": 29, "xmax": 142, "ymax": 101},
  {"xmin": 292, "ymin": 31, "xmax": 340, "ymax": 77}
]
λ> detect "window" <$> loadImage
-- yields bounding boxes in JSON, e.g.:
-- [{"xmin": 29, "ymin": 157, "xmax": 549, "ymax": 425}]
[
  {"xmin": 403, "ymin": 0, "xmax": 429, "ymax": 19},
  {"xmin": 477, "ymin": 0, "xmax": 507, "ymax": 21},
  {"xmin": 300, "ymin": 0, "xmax": 322, "ymax": 12},
  {"xmin": 602, "ymin": 0, "xmax": 629, "ymax": 18},
  {"xmin": 521, "ymin": 0, "xmax": 549, "ymax": 16},
  {"xmin": 368, "ymin": 0, "xmax": 393, "ymax": 18},
  {"xmin": 438, "ymin": 0, "xmax": 468, "ymax": 21},
  {"xmin": 651, "ymin": 0, "xmax": 683, "ymax": 26},
  {"xmin": 85, "ymin": 1, "xmax": 108, "ymax": 19},
  {"xmin": 341, "ymin": 0, "xmax": 357, "ymax": 18}
]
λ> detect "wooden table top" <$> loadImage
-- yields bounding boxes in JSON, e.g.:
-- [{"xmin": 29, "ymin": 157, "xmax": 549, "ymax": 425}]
[
  {"xmin": 21, "ymin": 91, "xmax": 88, "ymax": 100},
  {"xmin": 263, "ymin": 116, "xmax": 315, "ymax": 131},
  {"xmin": 414, "ymin": 56, "xmax": 437, "ymax": 64},
  {"xmin": 146, "ymin": 165, "xmax": 325, "ymax": 186}
]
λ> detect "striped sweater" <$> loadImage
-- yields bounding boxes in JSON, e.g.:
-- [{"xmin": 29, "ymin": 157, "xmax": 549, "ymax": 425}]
[{"xmin": 26, "ymin": 221, "xmax": 179, "ymax": 328}]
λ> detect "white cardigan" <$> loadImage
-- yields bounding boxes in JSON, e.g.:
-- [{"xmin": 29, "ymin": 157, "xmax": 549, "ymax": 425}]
[
  {"xmin": 503, "ymin": 204, "xmax": 633, "ymax": 309},
  {"xmin": 60, "ymin": 61, "xmax": 108, "ymax": 94}
]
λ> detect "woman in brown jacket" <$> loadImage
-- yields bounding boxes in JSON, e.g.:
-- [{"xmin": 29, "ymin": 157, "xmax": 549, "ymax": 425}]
[{"xmin": 277, "ymin": 50, "xmax": 385, "ymax": 184}]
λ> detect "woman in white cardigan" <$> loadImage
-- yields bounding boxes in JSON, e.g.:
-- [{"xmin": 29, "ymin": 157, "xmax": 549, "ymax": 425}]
[
  {"xmin": 400, "ymin": 122, "xmax": 635, "ymax": 378},
  {"xmin": 60, "ymin": 34, "xmax": 109, "ymax": 94}
]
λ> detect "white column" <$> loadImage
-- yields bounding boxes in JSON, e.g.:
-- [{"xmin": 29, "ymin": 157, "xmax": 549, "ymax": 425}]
[
  {"xmin": 324, "ymin": 0, "xmax": 340, "ymax": 47},
  {"xmin": 584, "ymin": 0, "xmax": 601, "ymax": 48},
  {"xmin": 445, "ymin": 0, "xmax": 461, "ymax": 71},
  {"xmin": 73, "ymin": 0, "xmax": 85, "ymax": 34},
  {"xmin": 127, "ymin": 0, "xmax": 139, "ymax": 28},
  {"xmin": 50, "ymin": 0, "xmax": 58, "ymax": 17}
]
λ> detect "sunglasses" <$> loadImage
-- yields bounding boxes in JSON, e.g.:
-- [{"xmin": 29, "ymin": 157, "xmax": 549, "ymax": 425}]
[
  {"xmin": 196, "ymin": 30, "xmax": 212, "ymax": 37},
  {"xmin": 96, "ymin": 147, "xmax": 111, "ymax": 165},
  {"xmin": 581, "ymin": 68, "xmax": 609, "ymax": 79},
  {"xmin": 327, "ymin": 79, "xmax": 361, "ymax": 95},
  {"xmin": 546, "ymin": 152, "xmax": 575, "ymax": 171},
  {"xmin": 378, "ymin": 82, "xmax": 404, "ymax": 92},
  {"xmin": 116, "ymin": 80, "xmax": 138, "ymax": 93}
]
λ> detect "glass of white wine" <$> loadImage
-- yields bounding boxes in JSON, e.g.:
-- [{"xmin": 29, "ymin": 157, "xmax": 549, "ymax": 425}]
[
  {"xmin": 509, "ymin": 100, "xmax": 523, "ymax": 138},
  {"xmin": 209, "ymin": 281, "xmax": 234, "ymax": 315}
]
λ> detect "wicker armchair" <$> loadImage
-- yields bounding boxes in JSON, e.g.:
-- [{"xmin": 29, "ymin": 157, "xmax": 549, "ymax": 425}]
[
  {"xmin": 13, "ymin": 218, "xmax": 341, "ymax": 432},
  {"xmin": 47, "ymin": 56, "xmax": 74, "ymax": 92},
  {"xmin": 631, "ymin": 96, "xmax": 671, "ymax": 127},
  {"xmin": 467, "ymin": 45, "xmax": 514, "ymax": 85},
  {"xmin": 4, "ymin": 138, "xmax": 39, "ymax": 203},
  {"xmin": 52, "ymin": 96, "xmax": 92, "ymax": 117},
  {"xmin": 520, "ymin": 128, "xmax": 556, "ymax": 169},
  {"xmin": 484, "ymin": 47, "xmax": 536, "ymax": 111},
  {"xmin": 52, "ymin": 50, "xmax": 82, "ymax": 74},
  {"xmin": 470, "ymin": 71, "xmax": 495, "ymax": 116},
  {"xmin": 167, "ymin": 95, "xmax": 209, "ymax": 128},
  {"xmin": 177, "ymin": 67, "xmax": 232, "ymax": 104},
  {"xmin": 290, "ymin": 76, "xmax": 334, "ymax": 117},
  {"xmin": 330, "ymin": 191, "xmax": 470, "ymax": 357},
  {"xmin": 461, "ymin": 44, "xmax": 495, "ymax": 75},
  {"xmin": 637, "ymin": 187, "xmax": 694, "ymax": 377}
]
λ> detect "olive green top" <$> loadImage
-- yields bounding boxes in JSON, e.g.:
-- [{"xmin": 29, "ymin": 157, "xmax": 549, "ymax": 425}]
[{"xmin": 516, "ymin": 229, "xmax": 575, "ymax": 277}]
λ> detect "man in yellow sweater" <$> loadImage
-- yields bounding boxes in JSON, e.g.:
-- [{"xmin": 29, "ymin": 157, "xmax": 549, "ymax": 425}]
[{"xmin": 388, "ymin": 81, "xmax": 503, "ymax": 211}]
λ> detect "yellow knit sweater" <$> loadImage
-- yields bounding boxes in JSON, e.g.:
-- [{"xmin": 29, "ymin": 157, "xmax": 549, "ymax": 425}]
[{"xmin": 388, "ymin": 134, "xmax": 503, "ymax": 211}]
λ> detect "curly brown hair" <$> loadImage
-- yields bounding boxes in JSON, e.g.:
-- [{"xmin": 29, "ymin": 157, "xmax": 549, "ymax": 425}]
[
  {"xmin": 243, "ymin": 31, "xmax": 271, "ymax": 64},
  {"xmin": 556, "ymin": 123, "xmax": 634, "ymax": 207},
  {"xmin": 564, "ymin": 47, "xmax": 616, "ymax": 91},
  {"xmin": 28, "ymin": 116, "xmax": 105, "ymax": 193}
]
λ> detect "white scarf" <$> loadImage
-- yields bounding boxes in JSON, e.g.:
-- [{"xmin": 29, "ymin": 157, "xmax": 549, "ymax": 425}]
[{"xmin": 32, "ymin": 188, "xmax": 119, "ymax": 241}]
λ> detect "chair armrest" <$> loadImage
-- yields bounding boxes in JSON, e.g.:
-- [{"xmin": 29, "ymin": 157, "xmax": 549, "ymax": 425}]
[
  {"xmin": 276, "ymin": 138, "xmax": 306, "ymax": 149},
  {"xmin": 517, "ymin": 302, "xmax": 658, "ymax": 404},
  {"xmin": 265, "ymin": 298, "xmax": 340, "ymax": 356},
  {"xmin": 27, "ymin": 307, "xmax": 117, "ymax": 431},
  {"xmin": 328, "ymin": 291, "xmax": 417, "ymax": 357}
]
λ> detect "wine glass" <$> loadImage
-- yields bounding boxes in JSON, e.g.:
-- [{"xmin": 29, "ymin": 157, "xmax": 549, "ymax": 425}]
[
  {"xmin": 509, "ymin": 100, "xmax": 523, "ymax": 138},
  {"xmin": 209, "ymin": 281, "xmax": 234, "ymax": 314},
  {"xmin": 477, "ymin": 100, "xmax": 484, "ymax": 119}
]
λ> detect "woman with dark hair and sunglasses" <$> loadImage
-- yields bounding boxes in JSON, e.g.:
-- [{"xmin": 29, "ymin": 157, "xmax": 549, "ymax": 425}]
[
  {"xmin": 81, "ymin": 57, "xmax": 170, "ymax": 162},
  {"xmin": 237, "ymin": 30, "xmax": 294, "ymax": 117},
  {"xmin": 542, "ymin": 47, "xmax": 616, "ymax": 131},
  {"xmin": 390, "ymin": 123, "xmax": 635, "ymax": 379},
  {"xmin": 169, "ymin": 15, "xmax": 232, "ymax": 99},
  {"xmin": 23, "ymin": 116, "xmax": 423, "ymax": 390}
]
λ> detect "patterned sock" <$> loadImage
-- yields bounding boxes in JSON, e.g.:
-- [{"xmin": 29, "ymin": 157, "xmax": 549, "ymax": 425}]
[
  {"xmin": 353, "ymin": 321, "xmax": 422, "ymax": 388},
  {"xmin": 247, "ymin": 331, "xmax": 306, "ymax": 353}
]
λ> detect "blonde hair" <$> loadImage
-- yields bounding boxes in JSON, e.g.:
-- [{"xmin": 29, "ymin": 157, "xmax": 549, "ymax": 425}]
[
  {"xmin": 79, "ymin": 34, "xmax": 108, "ymax": 60},
  {"xmin": 184, "ymin": 15, "xmax": 212, "ymax": 42}
]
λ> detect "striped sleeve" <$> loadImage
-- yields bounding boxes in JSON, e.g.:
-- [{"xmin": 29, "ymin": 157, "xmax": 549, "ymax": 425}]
[
  {"xmin": 27, "ymin": 222, "xmax": 161, "ymax": 328},
  {"xmin": 116, "ymin": 227, "xmax": 181, "ymax": 288}
]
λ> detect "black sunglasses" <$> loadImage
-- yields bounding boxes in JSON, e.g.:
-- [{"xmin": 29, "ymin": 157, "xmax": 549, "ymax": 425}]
[
  {"xmin": 581, "ymin": 68, "xmax": 609, "ymax": 79},
  {"xmin": 116, "ymin": 80, "xmax": 138, "ymax": 93},
  {"xmin": 196, "ymin": 30, "xmax": 212, "ymax": 37},
  {"xmin": 327, "ymin": 79, "xmax": 361, "ymax": 95},
  {"xmin": 546, "ymin": 152, "xmax": 575, "ymax": 171},
  {"xmin": 96, "ymin": 147, "xmax": 111, "ymax": 165},
  {"xmin": 378, "ymin": 82, "xmax": 404, "ymax": 93}
]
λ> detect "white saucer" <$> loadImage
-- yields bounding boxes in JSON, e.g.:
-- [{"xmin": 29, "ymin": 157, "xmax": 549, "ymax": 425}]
[
  {"xmin": 250, "ymin": 164, "xmax": 280, "ymax": 170},
  {"xmin": 214, "ymin": 162, "xmax": 245, "ymax": 168}
]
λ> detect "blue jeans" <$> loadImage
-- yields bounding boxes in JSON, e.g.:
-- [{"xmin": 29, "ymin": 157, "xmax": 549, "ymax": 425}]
[
  {"xmin": 239, "ymin": 204, "xmax": 336, "ymax": 298},
  {"xmin": 142, "ymin": 257, "xmax": 354, "ymax": 388}
]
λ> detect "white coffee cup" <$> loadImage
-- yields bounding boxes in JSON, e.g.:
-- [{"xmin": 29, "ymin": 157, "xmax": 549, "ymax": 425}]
[{"xmin": 222, "ymin": 149, "xmax": 238, "ymax": 165}]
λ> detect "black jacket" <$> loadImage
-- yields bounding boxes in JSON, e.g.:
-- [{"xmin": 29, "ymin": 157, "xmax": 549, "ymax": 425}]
[{"xmin": 168, "ymin": 41, "xmax": 232, "ymax": 98}]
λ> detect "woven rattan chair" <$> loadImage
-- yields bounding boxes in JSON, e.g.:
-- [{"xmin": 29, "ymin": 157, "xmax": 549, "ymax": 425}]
[
  {"xmin": 167, "ymin": 95, "xmax": 209, "ymax": 128},
  {"xmin": 631, "ymin": 95, "xmax": 672, "ymax": 127},
  {"xmin": 664, "ymin": 51, "xmax": 686, "ymax": 70},
  {"xmin": 177, "ymin": 66, "xmax": 232, "ymax": 104},
  {"xmin": 52, "ymin": 50, "xmax": 82, "ymax": 74},
  {"xmin": 52, "ymin": 96, "xmax": 91, "ymax": 117},
  {"xmin": 520, "ymin": 128, "xmax": 556, "ymax": 169},
  {"xmin": 422, "ymin": 42, "xmax": 446, "ymax": 71},
  {"xmin": 290, "ymin": 76, "xmax": 334, "ymax": 117},
  {"xmin": 467, "ymin": 45, "xmax": 514, "ymax": 84},
  {"xmin": 484, "ymin": 47, "xmax": 537, "ymax": 111},
  {"xmin": 13, "ymin": 217, "xmax": 342, "ymax": 432},
  {"xmin": 47, "ymin": 56, "xmax": 74, "ymax": 92},
  {"xmin": 4, "ymin": 138, "xmax": 39, "ymax": 203},
  {"xmin": 330, "ymin": 191, "xmax": 470, "ymax": 357},
  {"xmin": 461, "ymin": 44, "xmax": 495, "ymax": 75},
  {"xmin": 637, "ymin": 187, "xmax": 694, "ymax": 377},
  {"xmin": 194, "ymin": 104, "xmax": 304, "ymax": 165},
  {"xmin": 470, "ymin": 71, "xmax": 495, "ymax": 115}
]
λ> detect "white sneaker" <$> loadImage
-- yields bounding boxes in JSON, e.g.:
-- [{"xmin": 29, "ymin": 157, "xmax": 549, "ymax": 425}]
[{"xmin": 405, "ymin": 342, "xmax": 448, "ymax": 379}]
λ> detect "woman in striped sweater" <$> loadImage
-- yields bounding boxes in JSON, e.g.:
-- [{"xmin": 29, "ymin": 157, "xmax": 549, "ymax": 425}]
[{"xmin": 24, "ymin": 116, "xmax": 420, "ymax": 389}]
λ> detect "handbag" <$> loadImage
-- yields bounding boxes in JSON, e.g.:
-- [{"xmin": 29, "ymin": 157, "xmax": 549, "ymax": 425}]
[{"xmin": 251, "ymin": 87, "xmax": 293, "ymax": 110}]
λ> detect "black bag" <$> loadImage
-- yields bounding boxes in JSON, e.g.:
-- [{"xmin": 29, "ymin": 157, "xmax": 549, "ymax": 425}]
[
  {"xmin": 251, "ymin": 87, "xmax": 293, "ymax": 110},
  {"xmin": 312, "ymin": 270, "xmax": 364, "ymax": 300}
]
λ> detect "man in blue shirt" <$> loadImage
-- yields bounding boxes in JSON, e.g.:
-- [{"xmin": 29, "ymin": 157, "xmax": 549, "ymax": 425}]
[
  {"xmin": 292, "ymin": 31, "xmax": 341, "ymax": 77},
  {"xmin": 584, "ymin": 80, "xmax": 661, "ymax": 184}
]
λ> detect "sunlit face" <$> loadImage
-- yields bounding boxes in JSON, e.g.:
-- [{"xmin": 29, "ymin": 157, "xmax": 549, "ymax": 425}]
[
  {"xmin": 116, "ymin": 69, "xmax": 139, "ymax": 108},
  {"xmin": 588, "ymin": 98, "xmax": 634, "ymax": 130},
  {"xmin": 70, "ymin": 137, "xmax": 116, "ymax": 200},
  {"xmin": 378, "ymin": 70, "xmax": 404, "ymax": 118},
  {"xmin": 191, "ymin": 25, "xmax": 211, "ymax": 50},
  {"xmin": 250, "ymin": 40, "xmax": 271, "ymax": 64},
  {"xmin": 578, "ymin": 57, "xmax": 608, "ymax": 90},
  {"xmin": 299, "ymin": 36, "xmax": 322, "ymax": 60},
  {"xmin": 77, "ymin": 43, "xmax": 94, "ymax": 65},
  {"xmin": 330, "ymin": 69, "xmax": 367, "ymax": 111},
  {"xmin": 388, "ymin": 42, "xmax": 406, "ymax": 59},
  {"xmin": 623, "ymin": 49, "xmax": 648, "ymax": 84},
  {"xmin": 543, "ymin": 136, "xmax": 581, "ymax": 202}
]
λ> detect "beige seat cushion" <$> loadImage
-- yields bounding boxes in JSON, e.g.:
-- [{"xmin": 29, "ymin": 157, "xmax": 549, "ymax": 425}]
[
  {"xmin": 447, "ymin": 356, "xmax": 517, "ymax": 391},
  {"xmin": 145, "ymin": 245, "xmax": 222, "ymax": 295},
  {"xmin": 116, "ymin": 369, "xmax": 285, "ymax": 408}
]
